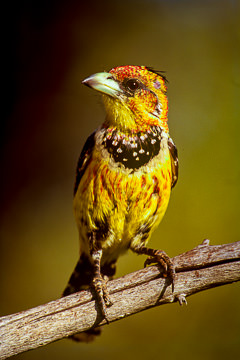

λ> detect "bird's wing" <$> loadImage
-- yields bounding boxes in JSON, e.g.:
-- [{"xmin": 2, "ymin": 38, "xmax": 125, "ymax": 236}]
[
  {"xmin": 73, "ymin": 130, "xmax": 96, "ymax": 196},
  {"xmin": 168, "ymin": 137, "xmax": 179, "ymax": 188}
]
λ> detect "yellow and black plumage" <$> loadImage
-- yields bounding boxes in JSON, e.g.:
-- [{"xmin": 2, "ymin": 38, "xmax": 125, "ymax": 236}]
[{"xmin": 63, "ymin": 65, "xmax": 178, "ymax": 342}]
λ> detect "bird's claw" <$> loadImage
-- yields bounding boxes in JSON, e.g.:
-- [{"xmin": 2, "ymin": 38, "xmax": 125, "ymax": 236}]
[
  {"xmin": 93, "ymin": 275, "xmax": 112, "ymax": 322},
  {"xmin": 176, "ymin": 294, "xmax": 187, "ymax": 305},
  {"xmin": 144, "ymin": 250, "xmax": 175, "ymax": 291}
]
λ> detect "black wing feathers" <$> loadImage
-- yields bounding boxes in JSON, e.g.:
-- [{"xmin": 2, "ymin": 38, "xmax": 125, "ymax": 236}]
[
  {"xmin": 168, "ymin": 137, "xmax": 179, "ymax": 188},
  {"xmin": 73, "ymin": 130, "xmax": 96, "ymax": 196}
]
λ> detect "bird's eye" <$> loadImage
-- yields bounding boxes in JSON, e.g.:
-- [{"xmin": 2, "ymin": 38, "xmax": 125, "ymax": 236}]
[{"xmin": 125, "ymin": 79, "xmax": 141, "ymax": 92}]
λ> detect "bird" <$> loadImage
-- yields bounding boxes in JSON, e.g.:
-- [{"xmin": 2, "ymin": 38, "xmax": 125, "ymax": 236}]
[{"xmin": 63, "ymin": 65, "xmax": 178, "ymax": 342}]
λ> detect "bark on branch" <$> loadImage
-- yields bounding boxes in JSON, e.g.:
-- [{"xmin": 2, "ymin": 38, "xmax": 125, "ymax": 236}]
[{"xmin": 0, "ymin": 240, "xmax": 240, "ymax": 359}]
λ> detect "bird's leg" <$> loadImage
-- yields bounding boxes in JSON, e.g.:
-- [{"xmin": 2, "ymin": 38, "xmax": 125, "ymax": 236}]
[
  {"xmin": 131, "ymin": 245, "xmax": 175, "ymax": 291},
  {"xmin": 91, "ymin": 249, "xmax": 112, "ymax": 321}
]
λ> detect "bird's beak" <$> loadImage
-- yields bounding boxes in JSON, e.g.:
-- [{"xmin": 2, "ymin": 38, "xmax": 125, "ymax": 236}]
[{"xmin": 82, "ymin": 72, "xmax": 122, "ymax": 98}]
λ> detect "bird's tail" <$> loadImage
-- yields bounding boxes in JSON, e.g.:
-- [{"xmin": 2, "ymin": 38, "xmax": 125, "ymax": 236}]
[
  {"xmin": 63, "ymin": 253, "xmax": 94, "ymax": 297},
  {"xmin": 62, "ymin": 253, "xmax": 116, "ymax": 342}
]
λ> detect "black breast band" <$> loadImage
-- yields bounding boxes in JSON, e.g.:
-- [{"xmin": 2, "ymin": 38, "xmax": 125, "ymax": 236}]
[{"xmin": 102, "ymin": 126, "xmax": 162, "ymax": 170}]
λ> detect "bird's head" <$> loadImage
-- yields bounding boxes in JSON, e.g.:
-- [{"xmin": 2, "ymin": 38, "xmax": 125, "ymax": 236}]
[{"xmin": 82, "ymin": 65, "xmax": 169, "ymax": 133}]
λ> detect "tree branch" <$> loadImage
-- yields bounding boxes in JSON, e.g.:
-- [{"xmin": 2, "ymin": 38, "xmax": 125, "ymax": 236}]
[{"xmin": 0, "ymin": 240, "xmax": 240, "ymax": 359}]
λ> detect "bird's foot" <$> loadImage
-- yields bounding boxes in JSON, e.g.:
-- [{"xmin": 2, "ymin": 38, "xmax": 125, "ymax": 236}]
[
  {"xmin": 131, "ymin": 245, "xmax": 175, "ymax": 291},
  {"xmin": 142, "ymin": 248, "xmax": 175, "ymax": 291},
  {"xmin": 92, "ymin": 274, "xmax": 112, "ymax": 322}
]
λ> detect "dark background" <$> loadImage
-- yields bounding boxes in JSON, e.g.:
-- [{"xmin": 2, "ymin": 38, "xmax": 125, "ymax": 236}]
[{"xmin": 1, "ymin": 0, "xmax": 240, "ymax": 359}]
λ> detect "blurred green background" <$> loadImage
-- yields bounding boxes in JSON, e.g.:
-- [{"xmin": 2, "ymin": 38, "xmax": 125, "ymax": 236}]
[{"xmin": 1, "ymin": 0, "xmax": 239, "ymax": 359}]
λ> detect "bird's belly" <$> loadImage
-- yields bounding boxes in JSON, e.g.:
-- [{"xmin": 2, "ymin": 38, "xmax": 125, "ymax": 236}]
[{"xmin": 73, "ymin": 150, "xmax": 172, "ymax": 262}]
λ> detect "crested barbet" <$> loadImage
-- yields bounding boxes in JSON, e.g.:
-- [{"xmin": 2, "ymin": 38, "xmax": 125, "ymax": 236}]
[{"xmin": 63, "ymin": 65, "xmax": 178, "ymax": 342}]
